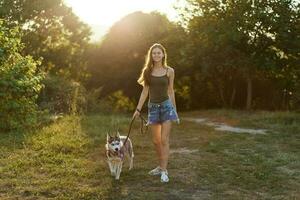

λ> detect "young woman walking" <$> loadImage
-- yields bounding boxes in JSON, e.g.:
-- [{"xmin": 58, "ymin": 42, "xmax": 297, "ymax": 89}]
[{"xmin": 132, "ymin": 43, "xmax": 179, "ymax": 183}]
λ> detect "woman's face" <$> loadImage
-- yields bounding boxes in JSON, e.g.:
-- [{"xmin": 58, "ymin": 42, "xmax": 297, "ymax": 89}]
[{"xmin": 151, "ymin": 47, "xmax": 164, "ymax": 63}]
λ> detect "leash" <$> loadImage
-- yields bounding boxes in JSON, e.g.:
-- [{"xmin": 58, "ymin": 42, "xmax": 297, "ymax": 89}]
[{"xmin": 123, "ymin": 114, "xmax": 148, "ymax": 147}]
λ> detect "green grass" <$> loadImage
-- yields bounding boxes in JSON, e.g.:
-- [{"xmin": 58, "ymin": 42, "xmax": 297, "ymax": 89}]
[{"xmin": 0, "ymin": 110, "xmax": 299, "ymax": 199}]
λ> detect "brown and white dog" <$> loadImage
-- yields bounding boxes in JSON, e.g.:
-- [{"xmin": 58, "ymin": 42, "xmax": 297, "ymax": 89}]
[{"xmin": 105, "ymin": 132, "xmax": 134, "ymax": 180}]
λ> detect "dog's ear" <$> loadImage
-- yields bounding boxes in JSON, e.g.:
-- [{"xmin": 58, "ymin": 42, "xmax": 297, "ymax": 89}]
[
  {"xmin": 108, "ymin": 131, "xmax": 113, "ymax": 138},
  {"xmin": 116, "ymin": 131, "xmax": 120, "ymax": 138},
  {"xmin": 107, "ymin": 132, "xmax": 113, "ymax": 142}
]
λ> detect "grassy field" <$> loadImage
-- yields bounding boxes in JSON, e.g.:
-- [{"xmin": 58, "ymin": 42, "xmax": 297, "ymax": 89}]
[{"xmin": 0, "ymin": 110, "xmax": 299, "ymax": 199}]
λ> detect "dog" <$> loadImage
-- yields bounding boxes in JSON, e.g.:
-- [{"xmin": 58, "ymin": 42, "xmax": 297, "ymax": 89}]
[{"xmin": 105, "ymin": 131, "xmax": 134, "ymax": 180}]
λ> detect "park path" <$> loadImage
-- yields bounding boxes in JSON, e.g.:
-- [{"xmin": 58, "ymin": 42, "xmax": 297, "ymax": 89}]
[{"xmin": 182, "ymin": 117, "xmax": 267, "ymax": 134}]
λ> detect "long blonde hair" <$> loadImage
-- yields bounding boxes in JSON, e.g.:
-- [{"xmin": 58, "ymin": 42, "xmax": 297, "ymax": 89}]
[{"xmin": 137, "ymin": 43, "xmax": 168, "ymax": 86}]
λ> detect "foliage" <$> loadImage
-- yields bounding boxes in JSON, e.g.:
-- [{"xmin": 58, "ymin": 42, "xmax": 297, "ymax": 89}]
[
  {"xmin": 0, "ymin": 0, "xmax": 92, "ymax": 81},
  {"xmin": 107, "ymin": 90, "xmax": 136, "ymax": 113},
  {"xmin": 0, "ymin": 20, "xmax": 45, "ymax": 131},
  {"xmin": 38, "ymin": 74, "xmax": 86, "ymax": 115},
  {"xmin": 85, "ymin": 11, "xmax": 187, "ymax": 103},
  {"xmin": 176, "ymin": 0, "xmax": 300, "ymax": 110},
  {"xmin": 84, "ymin": 86, "xmax": 113, "ymax": 114}
]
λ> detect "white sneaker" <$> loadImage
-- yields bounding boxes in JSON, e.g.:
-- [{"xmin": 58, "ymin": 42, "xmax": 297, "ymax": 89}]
[
  {"xmin": 148, "ymin": 166, "xmax": 162, "ymax": 176},
  {"xmin": 160, "ymin": 170, "xmax": 169, "ymax": 183}
]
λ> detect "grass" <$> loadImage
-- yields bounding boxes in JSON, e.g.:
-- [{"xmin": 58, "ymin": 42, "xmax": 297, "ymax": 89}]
[{"xmin": 0, "ymin": 110, "xmax": 299, "ymax": 199}]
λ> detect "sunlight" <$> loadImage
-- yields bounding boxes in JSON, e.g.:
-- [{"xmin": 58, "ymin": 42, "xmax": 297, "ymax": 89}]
[{"xmin": 64, "ymin": 0, "xmax": 179, "ymax": 27}]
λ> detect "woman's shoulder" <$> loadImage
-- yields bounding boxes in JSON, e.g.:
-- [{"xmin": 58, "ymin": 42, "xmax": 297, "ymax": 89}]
[{"xmin": 166, "ymin": 66, "xmax": 175, "ymax": 76}]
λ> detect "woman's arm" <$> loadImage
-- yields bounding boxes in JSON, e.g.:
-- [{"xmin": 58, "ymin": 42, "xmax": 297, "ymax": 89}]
[
  {"xmin": 136, "ymin": 84, "xmax": 149, "ymax": 111},
  {"xmin": 167, "ymin": 67, "xmax": 177, "ymax": 111}
]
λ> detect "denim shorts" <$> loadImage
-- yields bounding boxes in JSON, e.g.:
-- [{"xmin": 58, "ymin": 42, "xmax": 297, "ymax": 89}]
[{"xmin": 147, "ymin": 99, "xmax": 179, "ymax": 125}]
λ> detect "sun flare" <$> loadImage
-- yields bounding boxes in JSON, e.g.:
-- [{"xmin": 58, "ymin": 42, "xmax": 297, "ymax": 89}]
[{"xmin": 64, "ymin": 0, "xmax": 179, "ymax": 27}]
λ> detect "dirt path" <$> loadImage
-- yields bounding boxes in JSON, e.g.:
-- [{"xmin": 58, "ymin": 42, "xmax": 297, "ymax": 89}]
[{"xmin": 182, "ymin": 117, "xmax": 267, "ymax": 134}]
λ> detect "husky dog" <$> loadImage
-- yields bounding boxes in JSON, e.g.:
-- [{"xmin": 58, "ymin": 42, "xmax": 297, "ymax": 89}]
[{"xmin": 105, "ymin": 131, "xmax": 134, "ymax": 180}]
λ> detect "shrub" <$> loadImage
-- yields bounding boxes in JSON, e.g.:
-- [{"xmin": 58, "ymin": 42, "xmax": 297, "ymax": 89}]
[
  {"xmin": 107, "ymin": 90, "xmax": 135, "ymax": 113},
  {"xmin": 0, "ymin": 21, "xmax": 45, "ymax": 131},
  {"xmin": 38, "ymin": 74, "xmax": 86, "ymax": 115}
]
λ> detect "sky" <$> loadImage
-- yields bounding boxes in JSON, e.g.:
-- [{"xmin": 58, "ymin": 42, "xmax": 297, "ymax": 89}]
[{"xmin": 64, "ymin": 0, "xmax": 182, "ymax": 41}]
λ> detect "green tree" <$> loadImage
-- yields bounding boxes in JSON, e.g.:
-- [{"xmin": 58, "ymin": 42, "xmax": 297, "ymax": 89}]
[
  {"xmin": 0, "ymin": 0, "xmax": 93, "ymax": 114},
  {"xmin": 177, "ymin": 0, "xmax": 300, "ymax": 110},
  {"xmin": 86, "ymin": 11, "xmax": 188, "ymax": 109},
  {"xmin": 0, "ymin": 0, "xmax": 91, "ymax": 81},
  {"xmin": 0, "ymin": 20, "xmax": 44, "ymax": 131}
]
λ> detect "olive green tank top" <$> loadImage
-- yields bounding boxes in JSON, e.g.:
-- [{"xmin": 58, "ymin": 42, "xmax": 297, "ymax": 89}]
[{"xmin": 149, "ymin": 67, "xmax": 169, "ymax": 103}]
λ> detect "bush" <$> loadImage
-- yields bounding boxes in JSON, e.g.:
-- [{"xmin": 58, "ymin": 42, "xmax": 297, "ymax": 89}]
[
  {"xmin": 107, "ymin": 90, "xmax": 136, "ymax": 113},
  {"xmin": 0, "ymin": 21, "xmax": 45, "ymax": 132},
  {"xmin": 85, "ymin": 86, "xmax": 112, "ymax": 114},
  {"xmin": 38, "ymin": 74, "xmax": 87, "ymax": 115},
  {"xmin": 85, "ymin": 89, "xmax": 136, "ymax": 114}
]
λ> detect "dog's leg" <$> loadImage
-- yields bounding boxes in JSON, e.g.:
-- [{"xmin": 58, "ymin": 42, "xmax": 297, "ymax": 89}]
[
  {"xmin": 112, "ymin": 161, "xmax": 118, "ymax": 177},
  {"xmin": 129, "ymin": 157, "xmax": 134, "ymax": 170},
  {"xmin": 119, "ymin": 161, "xmax": 123, "ymax": 180},
  {"xmin": 115, "ymin": 161, "xmax": 121, "ymax": 180},
  {"xmin": 115, "ymin": 164, "xmax": 119, "ymax": 180},
  {"xmin": 107, "ymin": 159, "xmax": 113, "ymax": 176},
  {"xmin": 115, "ymin": 161, "xmax": 123, "ymax": 180},
  {"xmin": 125, "ymin": 153, "xmax": 134, "ymax": 170},
  {"xmin": 128, "ymin": 141, "xmax": 134, "ymax": 170},
  {"xmin": 107, "ymin": 160, "xmax": 115, "ymax": 176}
]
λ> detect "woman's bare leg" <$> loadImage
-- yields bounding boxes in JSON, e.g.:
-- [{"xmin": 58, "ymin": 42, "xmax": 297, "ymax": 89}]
[
  {"xmin": 150, "ymin": 123, "xmax": 163, "ymax": 166},
  {"xmin": 160, "ymin": 120, "xmax": 172, "ymax": 170}
]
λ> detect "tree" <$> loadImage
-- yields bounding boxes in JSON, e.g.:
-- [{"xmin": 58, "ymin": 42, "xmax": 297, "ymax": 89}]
[
  {"xmin": 0, "ymin": 20, "xmax": 44, "ymax": 131},
  {"xmin": 0, "ymin": 0, "xmax": 91, "ymax": 81},
  {"xmin": 86, "ymin": 11, "xmax": 188, "ymax": 109},
  {"xmin": 177, "ymin": 0, "xmax": 300, "ymax": 110}
]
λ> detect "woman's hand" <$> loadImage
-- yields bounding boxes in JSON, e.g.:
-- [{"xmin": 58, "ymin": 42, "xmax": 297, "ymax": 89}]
[
  {"xmin": 132, "ymin": 110, "xmax": 140, "ymax": 119},
  {"xmin": 174, "ymin": 108, "xmax": 180, "ymax": 124}
]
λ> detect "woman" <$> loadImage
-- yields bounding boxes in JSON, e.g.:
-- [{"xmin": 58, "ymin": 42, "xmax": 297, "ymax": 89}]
[{"xmin": 132, "ymin": 43, "xmax": 179, "ymax": 183}]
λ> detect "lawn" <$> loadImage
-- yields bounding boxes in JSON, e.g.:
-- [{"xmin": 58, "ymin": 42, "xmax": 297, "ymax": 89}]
[{"xmin": 0, "ymin": 110, "xmax": 299, "ymax": 199}]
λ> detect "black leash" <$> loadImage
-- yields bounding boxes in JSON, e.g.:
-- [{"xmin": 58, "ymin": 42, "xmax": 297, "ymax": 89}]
[{"xmin": 123, "ymin": 114, "xmax": 148, "ymax": 147}]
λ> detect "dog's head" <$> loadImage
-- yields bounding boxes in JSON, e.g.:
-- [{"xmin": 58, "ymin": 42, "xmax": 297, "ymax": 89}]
[{"xmin": 106, "ymin": 131, "xmax": 123, "ymax": 152}]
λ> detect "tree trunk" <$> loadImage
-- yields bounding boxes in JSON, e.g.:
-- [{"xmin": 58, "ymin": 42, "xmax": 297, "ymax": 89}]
[
  {"xmin": 216, "ymin": 80, "xmax": 226, "ymax": 107},
  {"xmin": 282, "ymin": 89, "xmax": 287, "ymax": 110},
  {"xmin": 230, "ymin": 85, "xmax": 236, "ymax": 108},
  {"xmin": 246, "ymin": 76, "xmax": 252, "ymax": 110}
]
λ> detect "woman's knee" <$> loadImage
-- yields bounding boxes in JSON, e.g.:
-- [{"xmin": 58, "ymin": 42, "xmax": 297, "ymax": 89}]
[
  {"xmin": 152, "ymin": 138, "xmax": 161, "ymax": 146},
  {"xmin": 161, "ymin": 137, "xmax": 169, "ymax": 146}
]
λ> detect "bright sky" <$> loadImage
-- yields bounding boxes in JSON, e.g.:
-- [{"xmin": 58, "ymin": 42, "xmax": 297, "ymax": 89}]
[
  {"xmin": 64, "ymin": 0, "xmax": 180, "ymax": 26},
  {"xmin": 64, "ymin": 0, "xmax": 182, "ymax": 41}
]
